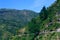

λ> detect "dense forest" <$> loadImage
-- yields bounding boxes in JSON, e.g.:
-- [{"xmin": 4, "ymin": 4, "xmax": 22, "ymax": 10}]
[{"xmin": 0, "ymin": 0, "xmax": 60, "ymax": 40}]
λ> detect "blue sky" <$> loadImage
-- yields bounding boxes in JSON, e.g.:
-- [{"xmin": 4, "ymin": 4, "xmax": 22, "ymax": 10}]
[{"xmin": 0, "ymin": 0, "xmax": 56, "ymax": 12}]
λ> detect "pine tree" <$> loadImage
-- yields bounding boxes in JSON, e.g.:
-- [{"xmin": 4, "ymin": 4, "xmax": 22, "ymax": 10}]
[{"xmin": 39, "ymin": 6, "xmax": 48, "ymax": 21}]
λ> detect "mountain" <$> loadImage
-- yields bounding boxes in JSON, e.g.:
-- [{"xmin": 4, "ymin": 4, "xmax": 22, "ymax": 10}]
[
  {"xmin": 1, "ymin": 0, "xmax": 60, "ymax": 40},
  {"xmin": 0, "ymin": 9, "xmax": 38, "ymax": 35},
  {"xmin": 0, "ymin": 9, "xmax": 38, "ymax": 26},
  {"xmin": 22, "ymin": 0, "xmax": 60, "ymax": 40}
]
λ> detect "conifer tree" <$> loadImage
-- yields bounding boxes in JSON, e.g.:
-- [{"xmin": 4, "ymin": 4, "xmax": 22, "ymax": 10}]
[{"xmin": 39, "ymin": 6, "xmax": 48, "ymax": 21}]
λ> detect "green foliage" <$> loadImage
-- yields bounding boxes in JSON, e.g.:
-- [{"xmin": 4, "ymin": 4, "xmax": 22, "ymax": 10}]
[
  {"xmin": 1, "ymin": 0, "xmax": 60, "ymax": 40},
  {"xmin": 39, "ymin": 6, "xmax": 48, "ymax": 21},
  {"xmin": 28, "ymin": 18, "xmax": 40, "ymax": 33},
  {"xmin": 0, "ymin": 9, "xmax": 38, "ymax": 40}
]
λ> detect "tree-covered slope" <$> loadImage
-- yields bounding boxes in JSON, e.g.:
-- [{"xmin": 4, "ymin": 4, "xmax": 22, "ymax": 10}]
[
  {"xmin": 0, "ymin": 9, "xmax": 38, "ymax": 28},
  {"xmin": 1, "ymin": 0, "xmax": 60, "ymax": 40},
  {"xmin": 10, "ymin": 0, "xmax": 60, "ymax": 40},
  {"xmin": 0, "ymin": 9, "xmax": 38, "ymax": 27},
  {"xmin": 0, "ymin": 9, "xmax": 38, "ymax": 40},
  {"xmin": 25, "ymin": 0, "xmax": 60, "ymax": 40}
]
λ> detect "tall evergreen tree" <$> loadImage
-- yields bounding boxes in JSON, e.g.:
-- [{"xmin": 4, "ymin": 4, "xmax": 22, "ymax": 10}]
[{"xmin": 39, "ymin": 6, "xmax": 48, "ymax": 21}]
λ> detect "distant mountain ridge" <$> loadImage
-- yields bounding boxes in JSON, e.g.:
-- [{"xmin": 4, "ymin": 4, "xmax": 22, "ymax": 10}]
[
  {"xmin": 0, "ymin": 9, "xmax": 38, "ymax": 24},
  {"xmin": 0, "ymin": 9, "xmax": 38, "ymax": 34}
]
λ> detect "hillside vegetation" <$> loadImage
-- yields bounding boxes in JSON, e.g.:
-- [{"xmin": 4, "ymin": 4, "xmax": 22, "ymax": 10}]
[
  {"xmin": 0, "ymin": 9, "xmax": 38, "ymax": 40},
  {"xmin": 0, "ymin": 0, "xmax": 60, "ymax": 40}
]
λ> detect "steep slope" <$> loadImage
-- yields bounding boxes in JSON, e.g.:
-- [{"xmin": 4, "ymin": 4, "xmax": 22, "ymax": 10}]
[
  {"xmin": 24, "ymin": 0, "xmax": 60, "ymax": 40},
  {"xmin": 1, "ymin": 0, "xmax": 60, "ymax": 40}
]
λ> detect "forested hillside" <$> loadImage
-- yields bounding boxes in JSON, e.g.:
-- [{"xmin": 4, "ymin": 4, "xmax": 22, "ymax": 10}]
[
  {"xmin": 0, "ymin": 0, "xmax": 60, "ymax": 40},
  {"xmin": 0, "ymin": 9, "xmax": 38, "ymax": 40},
  {"xmin": 26, "ymin": 0, "xmax": 60, "ymax": 40}
]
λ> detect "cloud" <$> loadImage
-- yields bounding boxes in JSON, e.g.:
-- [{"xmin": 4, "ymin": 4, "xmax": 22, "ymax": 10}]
[{"xmin": 31, "ymin": 0, "xmax": 44, "ymax": 8}]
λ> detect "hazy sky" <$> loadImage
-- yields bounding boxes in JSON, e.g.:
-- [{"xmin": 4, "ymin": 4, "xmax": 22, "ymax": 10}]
[{"xmin": 0, "ymin": 0, "xmax": 56, "ymax": 12}]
